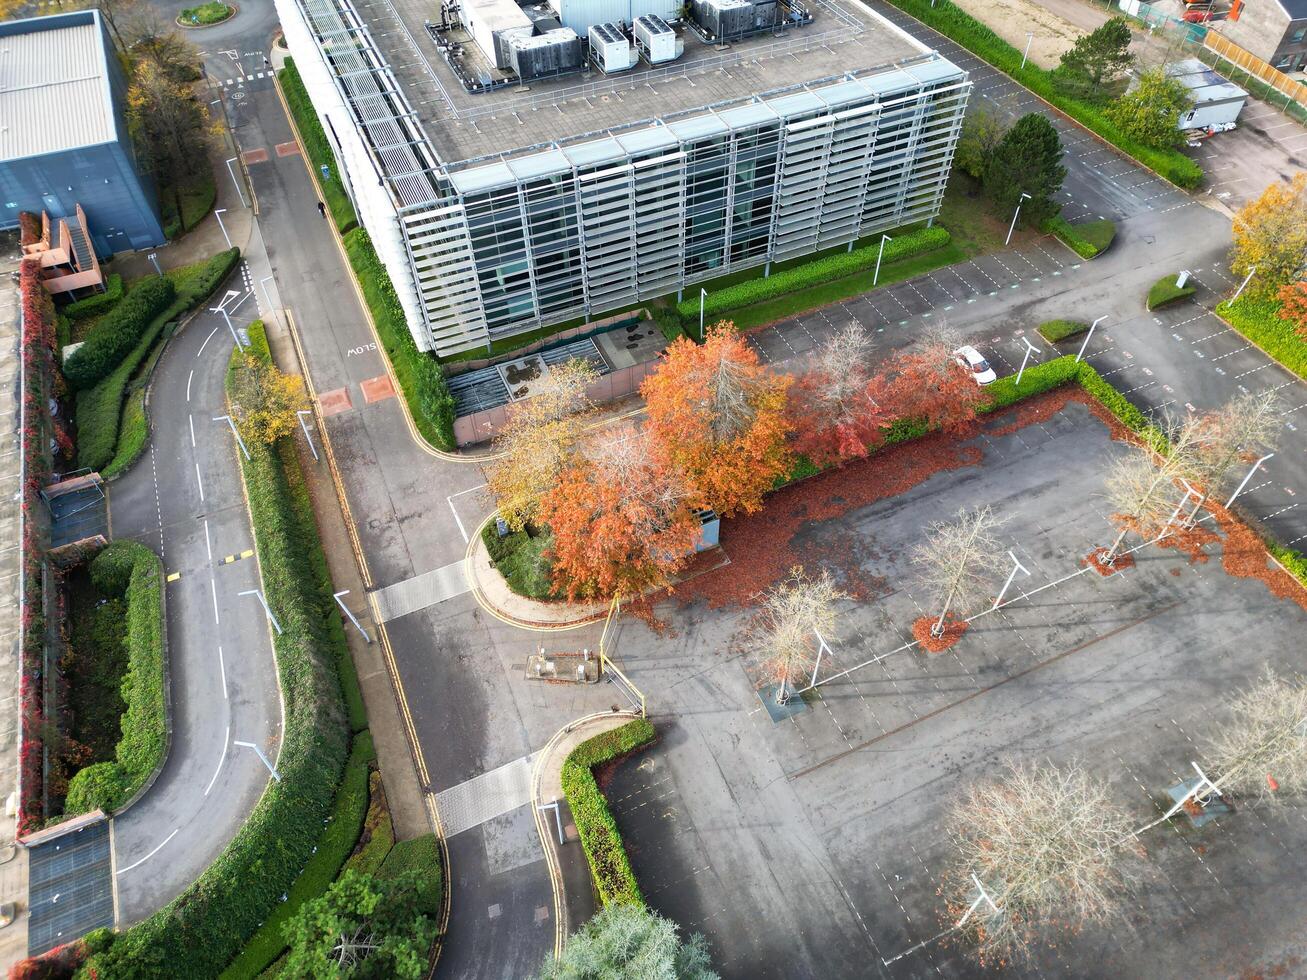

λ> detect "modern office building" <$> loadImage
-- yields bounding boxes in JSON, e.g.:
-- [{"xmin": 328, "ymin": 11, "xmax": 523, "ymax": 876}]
[
  {"xmin": 0, "ymin": 10, "xmax": 166, "ymax": 255},
  {"xmin": 278, "ymin": 0, "xmax": 969, "ymax": 357}
]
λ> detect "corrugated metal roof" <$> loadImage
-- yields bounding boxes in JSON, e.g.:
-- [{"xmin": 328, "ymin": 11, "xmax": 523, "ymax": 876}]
[{"xmin": 0, "ymin": 20, "xmax": 115, "ymax": 161}]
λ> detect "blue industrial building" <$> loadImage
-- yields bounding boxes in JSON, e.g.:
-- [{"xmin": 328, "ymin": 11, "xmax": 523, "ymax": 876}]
[{"xmin": 0, "ymin": 10, "xmax": 165, "ymax": 255}]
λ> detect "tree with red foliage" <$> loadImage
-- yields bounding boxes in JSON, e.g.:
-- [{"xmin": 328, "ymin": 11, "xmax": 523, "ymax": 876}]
[
  {"xmin": 641, "ymin": 324, "xmax": 792, "ymax": 516},
  {"xmin": 1278, "ymin": 280, "xmax": 1307, "ymax": 339},
  {"xmin": 876, "ymin": 329, "xmax": 986, "ymax": 435},
  {"xmin": 789, "ymin": 323, "xmax": 892, "ymax": 466},
  {"xmin": 540, "ymin": 428, "xmax": 701, "ymax": 600}
]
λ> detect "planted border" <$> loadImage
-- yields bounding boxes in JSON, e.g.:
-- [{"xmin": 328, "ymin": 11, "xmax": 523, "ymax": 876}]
[
  {"xmin": 1045, "ymin": 216, "xmax": 1115, "ymax": 259},
  {"xmin": 882, "ymin": 0, "xmax": 1202, "ymax": 189},
  {"xmin": 561, "ymin": 718, "xmax": 657, "ymax": 907},
  {"xmin": 63, "ymin": 540, "xmax": 167, "ymax": 815},
  {"xmin": 1216, "ymin": 296, "xmax": 1307, "ymax": 382},
  {"xmin": 80, "ymin": 321, "xmax": 353, "ymax": 978},
  {"xmin": 676, "ymin": 226, "xmax": 951, "ymax": 323}
]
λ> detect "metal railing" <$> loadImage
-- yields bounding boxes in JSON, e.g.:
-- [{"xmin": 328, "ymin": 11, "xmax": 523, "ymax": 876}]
[{"xmin": 597, "ymin": 596, "xmax": 647, "ymax": 717}]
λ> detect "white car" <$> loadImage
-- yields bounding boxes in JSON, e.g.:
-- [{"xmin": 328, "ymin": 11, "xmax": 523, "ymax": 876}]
[{"xmin": 953, "ymin": 345, "xmax": 997, "ymax": 386}]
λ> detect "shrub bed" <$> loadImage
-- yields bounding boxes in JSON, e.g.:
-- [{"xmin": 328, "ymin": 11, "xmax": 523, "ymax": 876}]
[
  {"xmin": 64, "ymin": 277, "xmax": 176, "ymax": 389},
  {"xmin": 676, "ymin": 226, "xmax": 951, "ymax": 323},
  {"xmin": 1147, "ymin": 274, "xmax": 1196, "ymax": 311},
  {"xmin": 1216, "ymin": 296, "xmax": 1307, "ymax": 381},
  {"xmin": 80, "ymin": 322, "xmax": 352, "ymax": 978},
  {"xmin": 883, "ymin": 0, "xmax": 1202, "ymax": 189},
  {"xmin": 65, "ymin": 275, "xmax": 124, "ymax": 320},
  {"xmin": 1046, "ymin": 216, "xmax": 1115, "ymax": 259},
  {"xmin": 1037, "ymin": 319, "xmax": 1089, "ymax": 343},
  {"xmin": 482, "ymin": 522, "xmax": 558, "ymax": 600},
  {"xmin": 278, "ymin": 59, "xmax": 358, "ymax": 234},
  {"xmin": 341, "ymin": 228, "xmax": 456, "ymax": 450},
  {"xmin": 982, "ymin": 355, "xmax": 1083, "ymax": 411},
  {"xmin": 180, "ymin": 1, "xmax": 233, "ymax": 24},
  {"xmin": 561, "ymin": 718, "xmax": 657, "ymax": 907},
  {"xmin": 63, "ymin": 540, "xmax": 166, "ymax": 815},
  {"xmin": 103, "ymin": 390, "xmax": 148, "ymax": 479},
  {"xmin": 378, "ymin": 835, "xmax": 444, "ymax": 918},
  {"xmin": 344, "ymin": 771, "xmax": 395, "ymax": 878},
  {"xmin": 219, "ymin": 731, "xmax": 375, "ymax": 980}
]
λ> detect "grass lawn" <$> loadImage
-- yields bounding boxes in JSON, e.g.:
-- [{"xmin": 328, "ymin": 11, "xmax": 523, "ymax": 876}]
[
  {"xmin": 160, "ymin": 170, "xmax": 217, "ymax": 240},
  {"xmin": 1147, "ymin": 274, "xmax": 1196, "ymax": 311},
  {"xmin": 936, "ymin": 172, "xmax": 1020, "ymax": 258},
  {"xmin": 1038, "ymin": 319, "xmax": 1089, "ymax": 343}
]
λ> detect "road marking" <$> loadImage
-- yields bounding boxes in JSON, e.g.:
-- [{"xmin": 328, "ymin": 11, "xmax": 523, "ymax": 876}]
[
  {"xmin": 370, "ymin": 561, "xmax": 472, "ymax": 622},
  {"xmin": 116, "ymin": 828, "xmax": 179, "ymax": 875},
  {"xmin": 211, "ymin": 577, "xmax": 220, "ymax": 625},
  {"xmin": 195, "ymin": 462, "xmax": 205, "ymax": 502},
  {"xmin": 166, "ymin": 571, "xmax": 181, "ymax": 583},
  {"xmin": 187, "ymin": 369, "xmax": 194, "ymax": 401},
  {"xmin": 434, "ymin": 751, "xmax": 541, "ymax": 837},
  {"xmin": 218, "ymin": 645, "xmax": 228, "ymax": 699},
  {"xmin": 189, "ymin": 414, "xmax": 196, "ymax": 448},
  {"xmin": 197, "ymin": 325, "xmax": 220, "ymax": 357},
  {"xmin": 204, "ymin": 518, "xmax": 213, "ymax": 562},
  {"xmin": 204, "ymin": 727, "xmax": 230, "ymax": 796}
]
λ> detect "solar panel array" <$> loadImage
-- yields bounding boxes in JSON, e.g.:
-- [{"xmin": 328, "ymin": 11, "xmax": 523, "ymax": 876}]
[{"xmin": 28, "ymin": 820, "xmax": 114, "ymax": 955}]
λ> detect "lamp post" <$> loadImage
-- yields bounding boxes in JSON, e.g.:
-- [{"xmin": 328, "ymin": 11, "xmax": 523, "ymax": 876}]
[
  {"xmin": 225, "ymin": 157, "xmax": 249, "ymax": 208},
  {"xmin": 1231, "ymin": 265, "xmax": 1256, "ymax": 303},
  {"xmin": 239, "ymin": 588, "xmax": 283, "ymax": 635},
  {"xmin": 1015, "ymin": 336, "xmax": 1041, "ymax": 385},
  {"xmin": 1021, "ymin": 32, "xmax": 1034, "ymax": 69},
  {"xmin": 147, "ymin": 252, "xmax": 161, "ymax": 276},
  {"xmin": 214, "ymin": 208, "xmax": 232, "ymax": 249},
  {"xmin": 699, "ymin": 288, "xmax": 707, "ymax": 341},
  {"xmin": 234, "ymin": 740, "xmax": 281, "ymax": 782},
  {"xmin": 295, "ymin": 409, "xmax": 319, "ymax": 461},
  {"xmin": 1225, "ymin": 453, "xmax": 1274, "ymax": 509},
  {"xmin": 992, "ymin": 550, "xmax": 1030, "ymax": 609},
  {"xmin": 873, "ymin": 233, "xmax": 893, "ymax": 286},
  {"xmin": 1005, "ymin": 192, "xmax": 1031, "ymax": 246},
  {"xmin": 213, "ymin": 414, "xmax": 251, "ymax": 461},
  {"xmin": 1076, "ymin": 315, "xmax": 1108, "ymax": 363},
  {"xmin": 333, "ymin": 590, "xmax": 372, "ymax": 644}
]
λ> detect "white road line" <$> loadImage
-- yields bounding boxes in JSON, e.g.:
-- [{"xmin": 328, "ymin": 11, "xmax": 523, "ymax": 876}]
[
  {"xmin": 204, "ymin": 518, "xmax": 213, "ymax": 562},
  {"xmin": 187, "ymin": 369, "xmax": 194, "ymax": 401},
  {"xmin": 116, "ymin": 828, "xmax": 180, "ymax": 875},
  {"xmin": 197, "ymin": 325, "xmax": 220, "ymax": 357},
  {"xmin": 189, "ymin": 414, "xmax": 196, "ymax": 448},
  {"xmin": 195, "ymin": 462, "xmax": 205, "ymax": 502},
  {"xmin": 211, "ymin": 577, "xmax": 221, "ymax": 625},
  {"xmin": 218, "ymin": 644, "xmax": 228, "ymax": 699},
  {"xmin": 226, "ymin": 289, "xmax": 255, "ymax": 315},
  {"xmin": 204, "ymin": 727, "xmax": 230, "ymax": 796},
  {"xmin": 447, "ymin": 496, "xmax": 469, "ymax": 543}
]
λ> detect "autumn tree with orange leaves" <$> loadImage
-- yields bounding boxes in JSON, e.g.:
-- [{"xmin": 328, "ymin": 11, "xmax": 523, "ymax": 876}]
[
  {"xmin": 539, "ymin": 427, "xmax": 701, "ymax": 600},
  {"xmin": 789, "ymin": 323, "xmax": 892, "ymax": 467},
  {"xmin": 1278, "ymin": 280, "xmax": 1307, "ymax": 339},
  {"xmin": 1230, "ymin": 173, "xmax": 1307, "ymax": 298},
  {"xmin": 879, "ymin": 328, "xmax": 987, "ymax": 435},
  {"xmin": 641, "ymin": 324, "xmax": 792, "ymax": 517}
]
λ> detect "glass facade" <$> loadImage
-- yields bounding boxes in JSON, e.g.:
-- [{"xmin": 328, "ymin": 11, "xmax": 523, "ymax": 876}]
[{"xmin": 404, "ymin": 66, "xmax": 969, "ymax": 356}]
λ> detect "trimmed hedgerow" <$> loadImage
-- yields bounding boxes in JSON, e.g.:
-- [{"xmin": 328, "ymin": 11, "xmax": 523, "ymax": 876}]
[
  {"xmin": 561, "ymin": 718, "xmax": 657, "ymax": 908},
  {"xmin": 676, "ymin": 226, "xmax": 951, "ymax": 323},
  {"xmin": 102, "ymin": 390, "xmax": 148, "ymax": 480},
  {"xmin": 65, "ymin": 274, "xmax": 124, "ymax": 320},
  {"xmin": 1216, "ymin": 296, "xmax": 1307, "ymax": 382},
  {"xmin": 1147, "ymin": 274, "xmax": 1196, "ymax": 311},
  {"xmin": 1046, "ymin": 216, "xmax": 1116, "ymax": 259},
  {"xmin": 883, "ymin": 0, "xmax": 1202, "ymax": 189},
  {"xmin": 219, "ymin": 731, "xmax": 375, "ymax": 980},
  {"xmin": 982, "ymin": 355, "xmax": 1082, "ymax": 411},
  {"xmin": 341, "ymin": 229, "xmax": 456, "ymax": 450},
  {"xmin": 79, "ymin": 322, "xmax": 353, "ymax": 979},
  {"xmin": 63, "ymin": 540, "xmax": 166, "ymax": 815},
  {"xmin": 65, "ymin": 277, "xmax": 176, "ymax": 389}
]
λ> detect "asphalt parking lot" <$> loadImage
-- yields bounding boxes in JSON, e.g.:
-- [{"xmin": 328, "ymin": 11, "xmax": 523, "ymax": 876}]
[{"xmin": 604, "ymin": 397, "xmax": 1307, "ymax": 979}]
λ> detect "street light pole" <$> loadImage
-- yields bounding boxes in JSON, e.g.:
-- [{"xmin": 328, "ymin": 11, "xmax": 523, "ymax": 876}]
[
  {"xmin": 1005, "ymin": 192, "xmax": 1031, "ymax": 246},
  {"xmin": 259, "ymin": 275, "xmax": 277, "ymax": 323},
  {"xmin": 699, "ymin": 288, "xmax": 707, "ymax": 342},
  {"xmin": 333, "ymin": 590, "xmax": 372, "ymax": 644},
  {"xmin": 218, "ymin": 307, "xmax": 245, "ymax": 351},
  {"xmin": 992, "ymin": 550, "xmax": 1030, "ymax": 609},
  {"xmin": 225, "ymin": 157, "xmax": 249, "ymax": 208},
  {"xmin": 873, "ymin": 233, "xmax": 893, "ymax": 286},
  {"xmin": 1015, "ymin": 336, "xmax": 1041, "ymax": 385},
  {"xmin": 213, "ymin": 414, "xmax": 251, "ymax": 461},
  {"xmin": 214, "ymin": 208, "xmax": 232, "ymax": 249},
  {"xmin": 147, "ymin": 252, "xmax": 161, "ymax": 276},
  {"xmin": 1225, "ymin": 453, "xmax": 1274, "ymax": 509},
  {"xmin": 1231, "ymin": 265, "xmax": 1256, "ymax": 303},
  {"xmin": 1020, "ymin": 32, "xmax": 1034, "ymax": 69},
  {"xmin": 295, "ymin": 409, "xmax": 319, "ymax": 461},
  {"xmin": 233, "ymin": 740, "xmax": 281, "ymax": 782},
  {"xmin": 239, "ymin": 588, "xmax": 283, "ymax": 636},
  {"xmin": 1076, "ymin": 315, "xmax": 1108, "ymax": 363}
]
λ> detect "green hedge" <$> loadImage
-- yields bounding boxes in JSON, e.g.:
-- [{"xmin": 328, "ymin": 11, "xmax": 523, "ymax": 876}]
[
  {"xmin": 278, "ymin": 59, "xmax": 358, "ymax": 235},
  {"xmin": 676, "ymin": 226, "xmax": 951, "ymax": 323},
  {"xmin": 1046, "ymin": 216, "xmax": 1116, "ymax": 259},
  {"xmin": 102, "ymin": 390, "xmax": 148, "ymax": 479},
  {"xmin": 1147, "ymin": 274, "xmax": 1196, "ymax": 311},
  {"xmin": 64, "ymin": 540, "xmax": 166, "ymax": 815},
  {"xmin": 1037, "ymin": 319, "xmax": 1089, "ymax": 343},
  {"xmin": 80, "ymin": 322, "xmax": 353, "ymax": 979},
  {"xmin": 341, "ymin": 229, "xmax": 456, "ymax": 450},
  {"xmin": 377, "ymin": 836, "xmax": 444, "ymax": 919},
  {"xmin": 75, "ymin": 249, "xmax": 241, "ymax": 473},
  {"xmin": 65, "ymin": 277, "xmax": 176, "ymax": 389},
  {"xmin": 220, "ymin": 731, "xmax": 376, "ymax": 980},
  {"xmin": 561, "ymin": 718, "xmax": 657, "ymax": 908},
  {"xmin": 1267, "ymin": 540, "xmax": 1307, "ymax": 591},
  {"xmin": 65, "ymin": 274, "xmax": 124, "ymax": 320},
  {"xmin": 883, "ymin": 0, "xmax": 1203, "ymax": 189},
  {"xmin": 1217, "ymin": 296, "xmax": 1307, "ymax": 382},
  {"xmin": 982, "ymin": 355, "xmax": 1083, "ymax": 411}
]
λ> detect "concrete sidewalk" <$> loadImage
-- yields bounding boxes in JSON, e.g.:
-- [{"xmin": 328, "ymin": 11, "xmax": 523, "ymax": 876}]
[{"xmin": 467, "ymin": 533, "xmax": 609, "ymax": 630}]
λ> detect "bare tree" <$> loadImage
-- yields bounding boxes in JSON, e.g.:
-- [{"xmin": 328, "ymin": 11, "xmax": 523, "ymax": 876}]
[
  {"xmin": 944, "ymin": 761, "xmax": 1138, "ymax": 965},
  {"xmin": 1207, "ymin": 668, "xmax": 1307, "ymax": 805},
  {"xmin": 753, "ymin": 567, "xmax": 845, "ymax": 702},
  {"xmin": 912, "ymin": 506, "xmax": 1009, "ymax": 636},
  {"xmin": 1187, "ymin": 390, "xmax": 1282, "ymax": 522},
  {"xmin": 1099, "ymin": 415, "xmax": 1202, "ymax": 563},
  {"xmin": 808, "ymin": 322, "xmax": 876, "ymax": 423},
  {"xmin": 585, "ymin": 426, "xmax": 692, "ymax": 536},
  {"xmin": 485, "ymin": 358, "xmax": 597, "ymax": 531}
]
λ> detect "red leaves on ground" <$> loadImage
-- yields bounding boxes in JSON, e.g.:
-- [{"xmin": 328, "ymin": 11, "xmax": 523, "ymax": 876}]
[
  {"xmin": 1156, "ymin": 522, "xmax": 1218, "ymax": 563},
  {"xmin": 1083, "ymin": 548, "xmax": 1134, "ymax": 576},
  {"xmin": 913, "ymin": 615, "xmax": 968, "ymax": 652},
  {"xmin": 1207, "ymin": 499, "xmax": 1307, "ymax": 612}
]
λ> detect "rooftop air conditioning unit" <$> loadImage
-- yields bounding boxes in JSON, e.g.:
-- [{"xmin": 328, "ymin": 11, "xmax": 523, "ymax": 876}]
[
  {"xmin": 634, "ymin": 14, "xmax": 681, "ymax": 63},
  {"xmin": 588, "ymin": 22, "xmax": 634, "ymax": 72}
]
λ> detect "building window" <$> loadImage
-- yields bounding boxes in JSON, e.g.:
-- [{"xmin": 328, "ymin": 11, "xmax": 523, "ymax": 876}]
[
  {"xmin": 1276, "ymin": 52, "xmax": 1294, "ymax": 68},
  {"xmin": 1291, "ymin": 25, "xmax": 1306, "ymax": 42}
]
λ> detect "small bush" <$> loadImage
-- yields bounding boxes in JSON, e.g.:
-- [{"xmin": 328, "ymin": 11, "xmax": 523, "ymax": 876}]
[
  {"xmin": 65, "ymin": 275, "xmax": 124, "ymax": 320},
  {"xmin": 64, "ymin": 277, "xmax": 176, "ymax": 389},
  {"xmin": 561, "ymin": 718, "xmax": 657, "ymax": 907},
  {"xmin": 64, "ymin": 540, "xmax": 166, "ymax": 815},
  {"xmin": 1037, "ymin": 319, "xmax": 1089, "ymax": 343},
  {"xmin": 676, "ymin": 226, "xmax": 951, "ymax": 322},
  {"xmin": 1046, "ymin": 216, "xmax": 1116, "ymax": 259},
  {"xmin": 1217, "ymin": 296, "xmax": 1307, "ymax": 381},
  {"xmin": 481, "ymin": 522, "xmax": 558, "ymax": 600},
  {"xmin": 1147, "ymin": 274, "xmax": 1196, "ymax": 311},
  {"xmin": 180, "ymin": 0, "xmax": 232, "ymax": 24}
]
